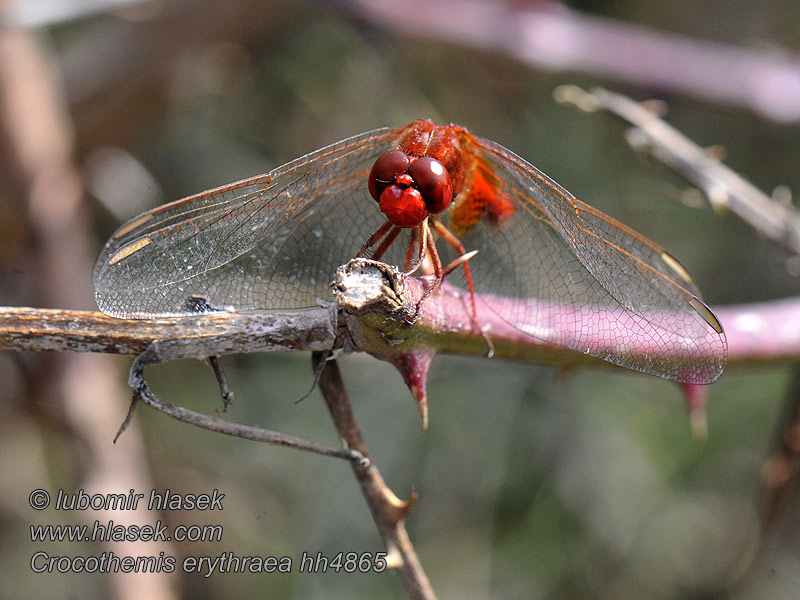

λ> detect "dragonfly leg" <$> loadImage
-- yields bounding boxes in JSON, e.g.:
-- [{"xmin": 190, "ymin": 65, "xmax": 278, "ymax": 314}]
[
  {"xmin": 356, "ymin": 220, "xmax": 394, "ymax": 258},
  {"xmin": 429, "ymin": 220, "xmax": 494, "ymax": 358},
  {"xmin": 367, "ymin": 224, "xmax": 403, "ymax": 262},
  {"xmin": 407, "ymin": 222, "xmax": 443, "ymax": 323},
  {"xmin": 402, "ymin": 221, "xmax": 430, "ymax": 277},
  {"xmin": 403, "ymin": 226, "xmax": 419, "ymax": 272}
]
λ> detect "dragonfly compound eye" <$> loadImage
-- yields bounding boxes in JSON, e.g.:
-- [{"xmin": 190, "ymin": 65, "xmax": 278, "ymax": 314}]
[
  {"xmin": 368, "ymin": 150, "xmax": 410, "ymax": 202},
  {"xmin": 378, "ymin": 185, "xmax": 428, "ymax": 228},
  {"xmin": 408, "ymin": 156, "xmax": 452, "ymax": 214}
]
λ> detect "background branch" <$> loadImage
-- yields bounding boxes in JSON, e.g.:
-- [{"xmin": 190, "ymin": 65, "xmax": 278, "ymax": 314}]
[
  {"xmin": 348, "ymin": 0, "xmax": 800, "ymax": 122},
  {"xmin": 314, "ymin": 353, "xmax": 434, "ymax": 600},
  {"xmin": 0, "ymin": 26, "xmax": 176, "ymax": 600},
  {"xmin": 556, "ymin": 85, "xmax": 800, "ymax": 257}
]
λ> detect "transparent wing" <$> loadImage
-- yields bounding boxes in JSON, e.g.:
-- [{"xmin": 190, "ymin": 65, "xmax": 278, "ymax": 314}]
[
  {"xmin": 436, "ymin": 134, "xmax": 727, "ymax": 383},
  {"xmin": 94, "ymin": 126, "xmax": 406, "ymax": 317},
  {"xmin": 94, "ymin": 122, "xmax": 727, "ymax": 383}
]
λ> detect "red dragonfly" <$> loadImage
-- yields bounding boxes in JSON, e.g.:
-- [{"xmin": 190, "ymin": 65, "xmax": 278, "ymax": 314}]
[{"xmin": 94, "ymin": 120, "xmax": 727, "ymax": 384}]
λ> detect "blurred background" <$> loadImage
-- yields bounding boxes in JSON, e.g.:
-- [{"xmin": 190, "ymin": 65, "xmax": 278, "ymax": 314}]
[{"xmin": 1, "ymin": 0, "xmax": 800, "ymax": 598}]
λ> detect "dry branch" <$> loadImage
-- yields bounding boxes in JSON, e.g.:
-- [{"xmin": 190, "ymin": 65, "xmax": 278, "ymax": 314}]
[
  {"xmin": 314, "ymin": 353, "xmax": 435, "ymax": 600},
  {"xmin": 0, "ymin": 305, "xmax": 336, "ymax": 356},
  {"xmin": 2, "ymin": 271, "xmax": 800, "ymax": 372}
]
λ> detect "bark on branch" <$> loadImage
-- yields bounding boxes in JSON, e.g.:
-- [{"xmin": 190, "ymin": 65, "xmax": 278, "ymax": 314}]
[{"xmin": 2, "ymin": 268, "xmax": 799, "ymax": 372}]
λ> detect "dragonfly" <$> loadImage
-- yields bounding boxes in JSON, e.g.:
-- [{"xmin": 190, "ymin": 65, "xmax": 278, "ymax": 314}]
[{"xmin": 94, "ymin": 119, "xmax": 728, "ymax": 384}]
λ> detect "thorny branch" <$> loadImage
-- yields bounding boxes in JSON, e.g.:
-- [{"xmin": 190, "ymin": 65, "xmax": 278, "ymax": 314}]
[
  {"xmin": 0, "ymin": 305, "xmax": 337, "ymax": 356},
  {"xmin": 313, "ymin": 352, "xmax": 434, "ymax": 600},
  {"xmin": 2, "ymin": 288, "xmax": 799, "ymax": 373},
  {"xmin": 123, "ymin": 345, "xmax": 366, "ymax": 463}
]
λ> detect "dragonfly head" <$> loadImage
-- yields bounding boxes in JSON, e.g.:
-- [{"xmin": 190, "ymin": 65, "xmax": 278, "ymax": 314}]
[{"xmin": 368, "ymin": 151, "xmax": 453, "ymax": 228}]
